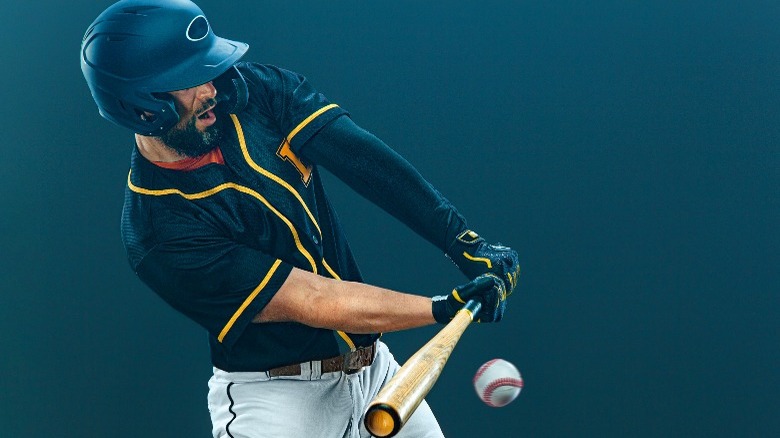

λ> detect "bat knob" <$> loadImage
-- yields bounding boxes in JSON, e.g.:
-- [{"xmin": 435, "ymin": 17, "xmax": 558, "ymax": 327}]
[{"xmin": 365, "ymin": 404, "xmax": 399, "ymax": 437}]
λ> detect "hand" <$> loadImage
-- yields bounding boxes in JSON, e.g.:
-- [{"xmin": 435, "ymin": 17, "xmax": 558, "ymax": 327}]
[
  {"xmin": 432, "ymin": 274, "xmax": 507, "ymax": 324},
  {"xmin": 446, "ymin": 230, "xmax": 521, "ymax": 295}
]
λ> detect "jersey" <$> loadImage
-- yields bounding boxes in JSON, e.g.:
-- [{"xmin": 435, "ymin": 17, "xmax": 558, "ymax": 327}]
[{"xmin": 121, "ymin": 62, "xmax": 380, "ymax": 372}]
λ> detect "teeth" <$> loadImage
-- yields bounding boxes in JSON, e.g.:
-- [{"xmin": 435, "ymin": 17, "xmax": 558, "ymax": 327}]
[{"xmin": 198, "ymin": 107, "xmax": 214, "ymax": 119}]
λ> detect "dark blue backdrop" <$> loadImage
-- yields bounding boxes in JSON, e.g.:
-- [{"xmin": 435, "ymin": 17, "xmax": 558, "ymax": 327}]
[{"xmin": 1, "ymin": 1, "xmax": 777, "ymax": 436}]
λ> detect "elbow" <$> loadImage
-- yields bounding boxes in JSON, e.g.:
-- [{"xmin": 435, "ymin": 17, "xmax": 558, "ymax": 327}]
[
  {"xmin": 298, "ymin": 278, "xmax": 373, "ymax": 332},
  {"xmin": 289, "ymin": 273, "xmax": 346, "ymax": 329}
]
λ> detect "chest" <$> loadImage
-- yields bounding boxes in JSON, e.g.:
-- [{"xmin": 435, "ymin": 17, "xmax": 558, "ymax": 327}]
[{"xmin": 213, "ymin": 113, "xmax": 327, "ymax": 269}]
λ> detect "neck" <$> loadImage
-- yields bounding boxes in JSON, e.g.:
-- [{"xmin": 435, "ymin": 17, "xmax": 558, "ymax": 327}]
[{"xmin": 134, "ymin": 133, "xmax": 187, "ymax": 162}]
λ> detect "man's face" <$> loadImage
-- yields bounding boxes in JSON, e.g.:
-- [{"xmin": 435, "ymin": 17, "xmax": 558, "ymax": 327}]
[{"xmin": 157, "ymin": 81, "xmax": 224, "ymax": 158}]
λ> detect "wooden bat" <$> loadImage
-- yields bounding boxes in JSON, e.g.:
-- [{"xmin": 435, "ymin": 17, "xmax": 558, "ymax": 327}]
[{"xmin": 364, "ymin": 300, "xmax": 482, "ymax": 437}]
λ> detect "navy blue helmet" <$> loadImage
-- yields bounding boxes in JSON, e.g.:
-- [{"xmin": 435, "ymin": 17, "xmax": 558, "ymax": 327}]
[{"xmin": 81, "ymin": 0, "xmax": 248, "ymax": 135}]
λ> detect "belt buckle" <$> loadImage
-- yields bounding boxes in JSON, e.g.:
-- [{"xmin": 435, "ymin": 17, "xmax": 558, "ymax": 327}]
[
  {"xmin": 342, "ymin": 350, "xmax": 362, "ymax": 374},
  {"xmin": 342, "ymin": 344, "xmax": 372, "ymax": 375}
]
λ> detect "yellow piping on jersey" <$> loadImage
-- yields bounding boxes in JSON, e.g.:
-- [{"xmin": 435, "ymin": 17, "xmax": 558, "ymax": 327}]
[
  {"xmin": 126, "ymin": 171, "xmax": 318, "ymax": 274},
  {"xmin": 287, "ymin": 103, "xmax": 340, "ymax": 142},
  {"xmin": 217, "ymin": 259, "xmax": 283, "ymax": 343},
  {"xmin": 322, "ymin": 259, "xmax": 341, "ymax": 281},
  {"xmin": 321, "ymin": 258, "xmax": 357, "ymax": 352},
  {"xmin": 230, "ymin": 109, "xmax": 340, "ymax": 240},
  {"xmin": 337, "ymin": 331, "xmax": 357, "ymax": 351}
]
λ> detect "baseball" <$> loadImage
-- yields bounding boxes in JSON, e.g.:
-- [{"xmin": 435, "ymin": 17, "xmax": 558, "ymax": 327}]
[{"xmin": 473, "ymin": 359, "xmax": 524, "ymax": 407}]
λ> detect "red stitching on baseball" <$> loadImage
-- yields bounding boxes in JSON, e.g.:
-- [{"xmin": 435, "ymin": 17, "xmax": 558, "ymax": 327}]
[
  {"xmin": 472, "ymin": 358, "xmax": 500, "ymax": 384},
  {"xmin": 482, "ymin": 377, "xmax": 524, "ymax": 407}
]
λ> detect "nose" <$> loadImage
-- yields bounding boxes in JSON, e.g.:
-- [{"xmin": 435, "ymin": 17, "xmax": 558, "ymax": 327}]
[{"xmin": 196, "ymin": 81, "xmax": 217, "ymax": 100}]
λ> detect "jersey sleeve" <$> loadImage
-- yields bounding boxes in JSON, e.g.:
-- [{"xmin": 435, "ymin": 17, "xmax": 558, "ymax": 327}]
[
  {"xmin": 134, "ymin": 234, "xmax": 293, "ymax": 349},
  {"xmin": 239, "ymin": 62, "xmax": 348, "ymax": 153},
  {"xmin": 300, "ymin": 116, "xmax": 469, "ymax": 253}
]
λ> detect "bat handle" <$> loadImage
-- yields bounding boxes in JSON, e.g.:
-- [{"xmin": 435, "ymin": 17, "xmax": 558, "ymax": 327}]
[
  {"xmin": 364, "ymin": 299, "xmax": 482, "ymax": 437},
  {"xmin": 460, "ymin": 299, "xmax": 482, "ymax": 319}
]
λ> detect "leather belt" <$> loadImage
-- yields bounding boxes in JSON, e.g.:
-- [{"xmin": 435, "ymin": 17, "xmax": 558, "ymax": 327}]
[{"xmin": 267, "ymin": 342, "xmax": 376, "ymax": 377}]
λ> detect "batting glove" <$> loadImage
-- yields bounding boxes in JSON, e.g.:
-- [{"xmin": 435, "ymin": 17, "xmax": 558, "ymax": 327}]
[
  {"xmin": 446, "ymin": 229, "xmax": 521, "ymax": 295},
  {"xmin": 432, "ymin": 274, "xmax": 507, "ymax": 324}
]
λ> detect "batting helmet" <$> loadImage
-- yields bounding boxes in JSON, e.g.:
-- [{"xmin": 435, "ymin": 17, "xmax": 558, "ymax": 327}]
[{"xmin": 81, "ymin": 0, "xmax": 248, "ymax": 135}]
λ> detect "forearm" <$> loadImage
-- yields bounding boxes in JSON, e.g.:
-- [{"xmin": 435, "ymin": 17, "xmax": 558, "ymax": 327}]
[
  {"xmin": 254, "ymin": 267, "xmax": 436, "ymax": 333},
  {"xmin": 302, "ymin": 116, "xmax": 467, "ymax": 252}
]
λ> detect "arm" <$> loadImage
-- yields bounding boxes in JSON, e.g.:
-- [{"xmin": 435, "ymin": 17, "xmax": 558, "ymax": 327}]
[
  {"xmin": 301, "ymin": 116, "xmax": 521, "ymax": 291},
  {"xmin": 300, "ymin": 116, "xmax": 468, "ymax": 253},
  {"xmin": 254, "ymin": 267, "xmax": 435, "ymax": 333},
  {"xmin": 256, "ymin": 267, "xmax": 508, "ymax": 330},
  {"xmin": 138, "ymin": 219, "xmax": 504, "ymax": 343}
]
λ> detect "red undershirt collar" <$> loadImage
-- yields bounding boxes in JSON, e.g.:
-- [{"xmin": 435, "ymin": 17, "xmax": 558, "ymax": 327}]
[{"xmin": 152, "ymin": 147, "xmax": 225, "ymax": 171}]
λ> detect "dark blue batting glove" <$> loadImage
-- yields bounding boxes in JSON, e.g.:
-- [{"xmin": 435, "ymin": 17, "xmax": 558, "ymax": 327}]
[
  {"xmin": 446, "ymin": 229, "xmax": 521, "ymax": 295},
  {"xmin": 432, "ymin": 274, "xmax": 507, "ymax": 324}
]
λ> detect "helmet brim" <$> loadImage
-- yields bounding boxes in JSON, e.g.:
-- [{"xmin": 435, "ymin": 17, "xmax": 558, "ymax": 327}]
[{"xmin": 143, "ymin": 35, "xmax": 248, "ymax": 93}]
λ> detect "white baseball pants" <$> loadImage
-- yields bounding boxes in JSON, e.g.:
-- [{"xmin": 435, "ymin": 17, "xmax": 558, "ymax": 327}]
[{"xmin": 208, "ymin": 341, "xmax": 445, "ymax": 438}]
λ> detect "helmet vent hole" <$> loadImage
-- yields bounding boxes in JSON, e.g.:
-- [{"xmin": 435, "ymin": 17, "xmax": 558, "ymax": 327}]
[
  {"xmin": 135, "ymin": 109, "xmax": 157, "ymax": 123},
  {"xmin": 83, "ymin": 24, "xmax": 97, "ymax": 41},
  {"xmin": 120, "ymin": 6, "xmax": 160, "ymax": 15}
]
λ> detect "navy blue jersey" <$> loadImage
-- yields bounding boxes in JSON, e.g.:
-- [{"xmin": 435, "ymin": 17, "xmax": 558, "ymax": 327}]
[{"xmin": 122, "ymin": 62, "xmax": 379, "ymax": 372}]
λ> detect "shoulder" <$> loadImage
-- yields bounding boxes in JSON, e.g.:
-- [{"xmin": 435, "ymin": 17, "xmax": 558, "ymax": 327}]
[
  {"xmin": 236, "ymin": 62, "xmax": 306, "ymax": 91},
  {"xmin": 235, "ymin": 62, "xmax": 315, "ymax": 118},
  {"xmin": 123, "ymin": 148, "xmax": 213, "ymax": 246}
]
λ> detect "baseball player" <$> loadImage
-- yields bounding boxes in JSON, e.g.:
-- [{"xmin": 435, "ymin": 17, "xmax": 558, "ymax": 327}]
[{"xmin": 81, "ymin": 1, "xmax": 520, "ymax": 437}]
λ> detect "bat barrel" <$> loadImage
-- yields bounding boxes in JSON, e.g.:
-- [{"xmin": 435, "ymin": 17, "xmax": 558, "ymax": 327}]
[{"xmin": 364, "ymin": 300, "xmax": 481, "ymax": 437}]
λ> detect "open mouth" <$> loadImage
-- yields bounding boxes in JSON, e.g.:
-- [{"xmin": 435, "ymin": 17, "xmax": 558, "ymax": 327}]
[
  {"xmin": 197, "ymin": 103, "xmax": 216, "ymax": 118},
  {"xmin": 196, "ymin": 105, "xmax": 216, "ymax": 124}
]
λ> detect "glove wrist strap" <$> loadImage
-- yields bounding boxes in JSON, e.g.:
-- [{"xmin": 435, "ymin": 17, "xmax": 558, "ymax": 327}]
[{"xmin": 431, "ymin": 296, "xmax": 452, "ymax": 324}]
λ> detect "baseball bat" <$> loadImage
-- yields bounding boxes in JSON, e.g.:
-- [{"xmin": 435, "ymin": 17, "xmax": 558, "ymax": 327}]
[{"xmin": 364, "ymin": 299, "xmax": 482, "ymax": 437}]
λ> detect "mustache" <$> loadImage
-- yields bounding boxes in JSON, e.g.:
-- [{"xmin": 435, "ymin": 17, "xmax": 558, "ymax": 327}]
[{"xmin": 195, "ymin": 98, "xmax": 218, "ymax": 116}]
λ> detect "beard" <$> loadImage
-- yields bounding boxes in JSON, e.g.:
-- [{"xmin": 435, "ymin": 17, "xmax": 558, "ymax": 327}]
[{"xmin": 157, "ymin": 100, "xmax": 225, "ymax": 158}]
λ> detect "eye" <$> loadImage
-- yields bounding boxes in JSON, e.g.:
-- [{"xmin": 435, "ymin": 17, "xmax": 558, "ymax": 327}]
[{"xmin": 186, "ymin": 15, "xmax": 209, "ymax": 41}]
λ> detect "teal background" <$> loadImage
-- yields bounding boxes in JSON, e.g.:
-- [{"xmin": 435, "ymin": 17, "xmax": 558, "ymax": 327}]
[{"xmin": 1, "ymin": 1, "xmax": 778, "ymax": 436}]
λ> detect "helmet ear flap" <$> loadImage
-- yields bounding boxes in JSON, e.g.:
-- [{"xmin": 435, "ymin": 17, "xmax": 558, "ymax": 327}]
[
  {"xmin": 213, "ymin": 66, "xmax": 248, "ymax": 114},
  {"xmin": 132, "ymin": 94, "xmax": 180, "ymax": 136}
]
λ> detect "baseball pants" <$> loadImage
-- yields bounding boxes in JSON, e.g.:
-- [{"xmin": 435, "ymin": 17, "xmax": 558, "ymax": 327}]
[{"xmin": 208, "ymin": 341, "xmax": 445, "ymax": 438}]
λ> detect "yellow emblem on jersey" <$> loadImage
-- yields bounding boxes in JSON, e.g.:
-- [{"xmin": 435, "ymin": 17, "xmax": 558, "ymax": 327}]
[{"xmin": 276, "ymin": 139, "xmax": 313, "ymax": 186}]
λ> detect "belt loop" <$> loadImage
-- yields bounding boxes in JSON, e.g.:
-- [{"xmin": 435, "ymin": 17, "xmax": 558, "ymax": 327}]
[
  {"xmin": 311, "ymin": 359, "xmax": 321, "ymax": 380},
  {"xmin": 300, "ymin": 361, "xmax": 311, "ymax": 380}
]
